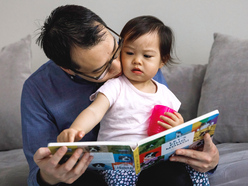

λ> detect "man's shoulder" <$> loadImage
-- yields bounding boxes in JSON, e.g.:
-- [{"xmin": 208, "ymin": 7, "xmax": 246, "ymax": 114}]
[
  {"xmin": 153, "ymin": 69, "xmax": 168, "ymax": 87},
  {"xmin": 28, "ymin": 60, "xmax": 56, "ymax": 79},
  {"xmin": 24, "ymin": 60, "xmax": 60, "ymax": 85}
]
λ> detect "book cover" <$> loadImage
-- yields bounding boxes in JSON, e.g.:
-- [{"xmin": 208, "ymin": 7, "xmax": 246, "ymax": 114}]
[{"xmin": 48, "ymin": 110, "xmax": 219, "ymax": 174}]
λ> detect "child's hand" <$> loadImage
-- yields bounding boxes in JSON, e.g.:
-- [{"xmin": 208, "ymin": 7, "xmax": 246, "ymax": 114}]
[
  {"xmin": 158, "ymin": 112, "xmax": 184, "ymax": 130},
  {"xmin": 57, "ymin": 128, "xmax": 85, "ymax": 142}
]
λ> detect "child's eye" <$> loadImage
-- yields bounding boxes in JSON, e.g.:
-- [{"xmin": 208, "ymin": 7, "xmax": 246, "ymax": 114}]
[{"xmin": 144, "ymin": 55, "xmax": 152, "ymax": 58}]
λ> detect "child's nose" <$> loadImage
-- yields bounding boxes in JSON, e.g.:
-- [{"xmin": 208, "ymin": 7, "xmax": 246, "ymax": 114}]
[{"xmin": 132, "ymin": 57, "xmax": 142, "ymax": 65}]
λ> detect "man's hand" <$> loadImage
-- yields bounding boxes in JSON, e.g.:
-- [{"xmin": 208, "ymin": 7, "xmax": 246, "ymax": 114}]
[
  {"xmin": 158, "ymin": 112, "xmax": 184, "ymax": 129},
  {"xmin": 57, "ymin": 128, "xmax": 85, "ymax": 142},
  {"xmin": 169, "ymin": 133, "xmax": 219, "ymax": 172},
  {"xmin": 34, "ymin": 146, "xmax": 93, "ymax": 185}
]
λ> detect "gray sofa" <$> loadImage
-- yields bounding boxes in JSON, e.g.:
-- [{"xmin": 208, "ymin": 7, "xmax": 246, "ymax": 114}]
[
  {"xmin": 0, "ymin": 35, "xmax": 31, "ymax": 185},
  {"xmin": 0, "ymin": 33, "xmax": 247, "ymax": 185}
]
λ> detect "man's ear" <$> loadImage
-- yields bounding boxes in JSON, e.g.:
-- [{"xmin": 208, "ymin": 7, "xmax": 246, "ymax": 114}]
[{"xmin": 60, "ymin": 67, "xmax": 75, "ymax": 76}]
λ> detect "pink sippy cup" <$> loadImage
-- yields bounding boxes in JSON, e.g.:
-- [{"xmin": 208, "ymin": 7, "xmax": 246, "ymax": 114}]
[{"xmin": 147, "ymin": 105, "xmax": 176, "ymax": 136}]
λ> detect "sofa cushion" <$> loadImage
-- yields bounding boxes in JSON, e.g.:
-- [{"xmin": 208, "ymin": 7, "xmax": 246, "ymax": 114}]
[
  {"xmin": 0, "ymin": 149, "xmax": 29, "ymax": 186},
  {"xmin": 162, "ymin": 63, "xmax": 207, "ymax": 122},
  {"xmin": 198, "ymin": 33, "xmax": 248, "ymax": 144},
  {"xmin": 0, "ymin": 35, "xmax": 32, "ymax": 150},
  {"xmin": 209, "ymin": 143, "xmax": 248, "ymax": 186}
]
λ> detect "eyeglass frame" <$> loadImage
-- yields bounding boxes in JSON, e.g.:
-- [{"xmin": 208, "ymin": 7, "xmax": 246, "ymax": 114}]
[{"xmin": 71, "ymin": 26, "xmax": 123, "ymax": 80}]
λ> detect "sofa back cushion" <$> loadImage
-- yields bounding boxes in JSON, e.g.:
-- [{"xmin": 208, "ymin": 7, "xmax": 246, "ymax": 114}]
[
  {"xmin": 162, "ymin": 63, "xmax": 207, "ymax": 122},
  {"xmin": 198, "ymin": 33, "xmax": 248, "ymax": 144},
  {"xmin": 0, "ymin": 35, "xmax": 32, "ymax": 150}
]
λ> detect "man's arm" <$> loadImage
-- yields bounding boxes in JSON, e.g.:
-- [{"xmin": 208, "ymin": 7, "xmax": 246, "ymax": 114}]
[
  {"xmin": 21, "ymin": 79, "xmax": 93, "ymax": 185},
  {"xmin": 21, "ymin": 79, "xmax": 57, "ymax": 185}
]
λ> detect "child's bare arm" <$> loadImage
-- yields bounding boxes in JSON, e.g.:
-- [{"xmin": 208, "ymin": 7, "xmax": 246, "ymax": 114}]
[
  {"xmin": 57, "ymin": 93, "xmax": 109, "ymax": 142},
  {"xmin": 158, "ymin": 112, "xmax": 184, "ymax": 130}
]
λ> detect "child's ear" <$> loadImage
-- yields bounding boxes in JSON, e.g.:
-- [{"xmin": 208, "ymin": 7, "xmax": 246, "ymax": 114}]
[
  {"xmin": 160, "ymin": 54, "xmax": 170, "ymax": 68},
  {"xmin": 159, "ymin": 62, "xmax": 165, "ymax": 68}
]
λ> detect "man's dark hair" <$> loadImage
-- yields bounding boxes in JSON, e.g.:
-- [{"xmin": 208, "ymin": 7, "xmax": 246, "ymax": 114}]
[
  {"xmin": 36, "ymin": 5, "xmax": 107, "ymax": 70},
  {"xmin": 120, "ymin": 15, "xmax": 175, "ymax": 64}
]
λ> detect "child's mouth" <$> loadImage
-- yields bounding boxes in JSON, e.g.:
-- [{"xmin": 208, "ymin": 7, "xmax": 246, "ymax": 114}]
[{"xmin": 132, "ymin": 68, "xmax": 142, "ymax": 74}]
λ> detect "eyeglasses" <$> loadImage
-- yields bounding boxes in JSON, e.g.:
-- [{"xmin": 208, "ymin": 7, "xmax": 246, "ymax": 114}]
[{"xmin": 72, "ymin": 26, "xmax": 123, "ymax": 80}]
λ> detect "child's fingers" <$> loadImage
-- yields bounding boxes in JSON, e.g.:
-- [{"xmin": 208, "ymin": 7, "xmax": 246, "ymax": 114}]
[
  {"xmin": 157, "ymin": 121, "xmax": 172, "ymax": 129},
  {"xmin": 173, "ymin": 112, "xmax": 184, "ymax": 123},
  {"xmin": 173, "ymin": 112, "xmax": 183, "ymax": 119},
  {"xmin": 68, "ymin": 132, "xmax": 76, "ymax": 142},
  {"xmin": 159, "ymin": 116, "xmax": 176, "ymax": 128},
  {"xmin": 163, "ymin": 112, "xmax": 180, "ymax": 120},
  {"xmin": 57, "ymin": 132, "xmax": 68, "ymax": 142},
  {"xmin": 159, "ymin": 115, "xmax": 173, "ymax": 123},
  {"xmin": 75, "ymin": 131, "xmax": 85, "ymax": 142},
  {"xmin": 163, "ymin": 111, "xmax": 172, "ymax": 116},
  {"xmin": 160, "ymin": 112, "xmax": 184, "ymax": 127}
]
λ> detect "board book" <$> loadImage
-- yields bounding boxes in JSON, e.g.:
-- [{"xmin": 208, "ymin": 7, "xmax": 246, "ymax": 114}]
[{"xmin": 48, "ymin": 110, "xmax": 219, "ymax": 174}]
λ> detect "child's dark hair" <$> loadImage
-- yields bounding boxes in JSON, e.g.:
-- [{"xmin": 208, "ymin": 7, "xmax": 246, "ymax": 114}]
[{"xmin": 120, "ymin": 16, "xmax": 175, "ymax": 64}]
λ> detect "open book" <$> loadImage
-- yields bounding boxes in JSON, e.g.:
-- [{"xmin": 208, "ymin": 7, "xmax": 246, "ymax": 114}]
[{"xmin": 48, "ymin": 110, "xmax": 219, "ymax": 174}]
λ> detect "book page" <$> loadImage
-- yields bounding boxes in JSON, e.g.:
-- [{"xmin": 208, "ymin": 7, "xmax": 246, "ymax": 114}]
[{"xmin": 136, "ymin": 110, "xmax": 219, "ymax": 172}]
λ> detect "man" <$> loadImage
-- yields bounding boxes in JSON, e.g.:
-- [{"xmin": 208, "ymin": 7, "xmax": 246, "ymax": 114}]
[{"xmin": 21, "ymin": 5, "xmax": 219, "ymax": 186}]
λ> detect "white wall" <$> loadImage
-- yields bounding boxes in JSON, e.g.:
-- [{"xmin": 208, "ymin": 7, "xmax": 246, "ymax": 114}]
[{"xmin": 1, "ymin": 0, "xmax": 248, "ymax": 72}]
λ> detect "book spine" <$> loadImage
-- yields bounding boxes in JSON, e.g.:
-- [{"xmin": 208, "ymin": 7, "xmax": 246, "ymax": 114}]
[{"xmin": 133, "ymin": 147, "xmax": 141, "ymax": 174}]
